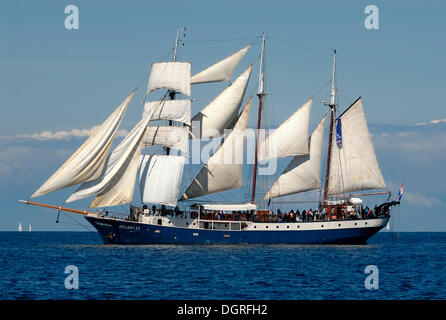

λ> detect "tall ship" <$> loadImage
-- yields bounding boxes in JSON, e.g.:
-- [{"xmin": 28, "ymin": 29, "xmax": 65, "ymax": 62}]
[{"xmin": 21, "ymin": 31, "xmax": 400, "ymax": 244}]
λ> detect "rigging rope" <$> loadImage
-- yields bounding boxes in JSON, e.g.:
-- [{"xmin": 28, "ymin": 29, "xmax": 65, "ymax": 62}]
[{"xmin": 266, "ymin": 36, "xmax": 332, "ymax": 57}]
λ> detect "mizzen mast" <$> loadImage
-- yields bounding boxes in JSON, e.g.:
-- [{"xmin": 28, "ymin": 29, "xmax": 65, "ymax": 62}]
[
  {"xmin": 322, "ymin": 49, "xmax": 337, "ymax": 206},
  {"xmin": 250, "ymin": 32, "xmax": 266, "ymax": 204}
]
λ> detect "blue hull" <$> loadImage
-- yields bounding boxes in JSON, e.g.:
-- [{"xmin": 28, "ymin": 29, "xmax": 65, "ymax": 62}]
[{"xmin": 85, "ymin": 216, "xmax": 388, "ymax": 245}]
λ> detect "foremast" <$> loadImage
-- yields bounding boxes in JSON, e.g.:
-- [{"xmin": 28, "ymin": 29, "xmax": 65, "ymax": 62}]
[
  {"xmin": 167, "ymin": 27, "xmax": 182, "ymax": 155},
  {"xmin": 322, "ymin": 49, "xmax": 337, "ymax": 206},
  {"xmin": 250, "ymin": 32, "xmax": 266, "ymax": 204}
]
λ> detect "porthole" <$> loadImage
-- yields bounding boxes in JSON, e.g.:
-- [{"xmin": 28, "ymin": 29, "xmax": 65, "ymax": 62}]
[
  {"xmin": 266, "ymin": 226, "xmax": 269, "ymax": 229},
  {"xmin": 338, "ymin": 224, "xmax": 341, "ymax": 227},
  {"xmin": 276, "ymin": 226, "xmax": 279, "ymax": 229},
  {"xmin": 365, "ymin": 222, "xmax": 368, "ymax": 225},
  {"xmin": 287, "ymin": 226, "xmax": 290, "ymax": 229},
  {"xmin": 355, "ymin": 223, "xmax": 357, "ymax": 226},
  {"xmin": 321, "ymin": 225, "xmax": 324, "ymax": 228},
  {"xmin": 254, "ymin": 226, "xmax": 257, "ymax": 229},
  {"xmin": 297, "ymin": 225, "xmax": 300, "ymax": 228}
]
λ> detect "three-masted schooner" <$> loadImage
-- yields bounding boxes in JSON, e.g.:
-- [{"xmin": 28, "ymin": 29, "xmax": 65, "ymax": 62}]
[{"xmin": 21, "ymin": 31, "xmax": 400, "ymax": 244}]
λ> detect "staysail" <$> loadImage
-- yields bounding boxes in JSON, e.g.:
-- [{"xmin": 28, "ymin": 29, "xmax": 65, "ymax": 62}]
[
  {"xmin": 258, "ymin": 99, "xmax": 312, "ymax": 161},
  {"xmin": 181, "ymin": 97, "xmax": 252, "ymax": 200},
  {"xmin": 327, "ymin": 98, "xmax": 386, "ymax": 194},
  {"xmin": 31, "ymin": 91, "xmax": 135, "ymax": 198},
  {"xmin": 264, "ymin": 116, "xmax": 326, "ymax": 199},
  {"xmin": 191, "ymin": 65, "xmax": 252, "ymax": 139},
  {"xmin": 190, "ymin": 45, "xmax": 251, "ymax": 84},
  {"xmin": 65, "ymin": 106, "xmax": 156, "ymax": 206}
]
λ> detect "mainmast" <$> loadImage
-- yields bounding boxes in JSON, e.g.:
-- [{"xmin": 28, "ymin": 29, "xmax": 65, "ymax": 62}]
[
  {"xmin": 250, "ymin": 32, "xmax": 266, "ymax": 204},
  {"xmin": 322, "ymin": 49, "xmax": 337, "ymax": 206}
]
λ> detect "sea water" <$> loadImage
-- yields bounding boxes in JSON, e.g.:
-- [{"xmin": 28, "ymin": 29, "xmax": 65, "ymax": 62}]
[{"xmin": 0, "ymin": 232, "xmax": 445, "ymax": 300}]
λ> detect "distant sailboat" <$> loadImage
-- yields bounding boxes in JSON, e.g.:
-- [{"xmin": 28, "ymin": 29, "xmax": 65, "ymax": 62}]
[
  {"xmin": 29, "ymin": 224, "xmax": 32, "ymax": 232},
  {"xmin": 18, "ymin": 222, "xmax": 22, "ymax": 232}
]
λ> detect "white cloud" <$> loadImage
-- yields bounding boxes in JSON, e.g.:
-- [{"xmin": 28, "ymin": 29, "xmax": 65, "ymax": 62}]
[
  {"xmin": 6, "ymin": 127, "xmax": 129, "ymax": 141},
  {"xmin": 414, "ymin": 118, "xmax": 446, "ymax": 126},
  {"xmin": 404, "ymin": 191, "xmax": 442, "ymax": 208}
]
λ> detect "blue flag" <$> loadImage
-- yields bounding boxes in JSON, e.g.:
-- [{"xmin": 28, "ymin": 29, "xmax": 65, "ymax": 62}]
[{"xmin": 336, "ymin": 117, "xmax": 342, "ymax": 146}]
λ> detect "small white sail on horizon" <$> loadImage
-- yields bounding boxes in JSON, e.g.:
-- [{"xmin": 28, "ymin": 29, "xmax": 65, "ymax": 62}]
[
  {"xmin": 264, "ymin": 116, "xmax": 326, "ymax": 199},
  {"xmin": 190, "ymin": 45, "xmax": 251, "ymax": 84},
  {"xmin": 18, "ymin": 222, "xmax": 22, "ymax": 232},
  {"xmin": 31, "ymin": 91, "xmax": 136, "ymax": 198},
  {"xmin": 28, "ymin": 224, "xmax": 32, "ymax": 232}
]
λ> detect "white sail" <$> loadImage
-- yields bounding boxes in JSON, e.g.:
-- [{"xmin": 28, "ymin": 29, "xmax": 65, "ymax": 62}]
[
  {"xmin": 328, "ymin": 98, "xmax": 386, "ymax": 194},
  {"xmin": 139, "ymin": 155, "xmax": 185, "ymax": 207},
  {"xmin": 31, "ymin": 91, "xmax": 135, "ymax": 198},
  {"xmin": 143, "ymin": 99, "xmax": 191, "ymax": 125},
  {"xmin": 66, "ymin": 106, "xmax": 156, "ymax": 205},
  {"xmin": 142, "ymin": 126, "xmax": 189, "ymax": 154},
  {"xmin": 258, "ymin": 99, "xmax": 312, "ymax": 161},
  {"xmin": 181, "ymin": 97, "xmax": 252, "ymax": 200},
  {"xmin": 89, "ymin": 137, "xmax": 144, "ymax": 208},
  {"xmin": 264, "ymin": 116, "xmax": 326, "ymax": 199},
  {"xmin": 191, "ymin": 65, "xmax": 252, "ymax": 139},
  {"xmin": 18, "ymin": 222, "xmax": 22, "ymax": 232},
  {"xmin": 28, "ymin": 224, "xmax": 32, "ymax": 232},
  {"xmin": 190, "ymin": 45, "xmax": 251, "ymax": 84},
  {"xmin": 146, "ymin": 62, "xmax": 191, "ymax": 97}
]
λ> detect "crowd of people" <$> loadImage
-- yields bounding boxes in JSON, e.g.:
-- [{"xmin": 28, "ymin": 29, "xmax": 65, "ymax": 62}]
[{"xmin": 126, "ymin": 204, "xmax": 389, "ymax": 223}]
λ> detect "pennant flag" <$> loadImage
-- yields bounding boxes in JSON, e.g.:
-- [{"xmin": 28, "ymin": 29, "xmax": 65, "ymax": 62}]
[
  {"xmin": 336, "ymin": 117, "xmax": 342, "ymax": 146},
  {"xmin": 396, "ymin": 183, "xmax": 404, "ymax": 202}
]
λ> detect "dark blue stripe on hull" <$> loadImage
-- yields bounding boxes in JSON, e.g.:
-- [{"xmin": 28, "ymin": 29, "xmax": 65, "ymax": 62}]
[{"xmin": 85, "ymin": 217, "xmax": 386, "ymax": 245}]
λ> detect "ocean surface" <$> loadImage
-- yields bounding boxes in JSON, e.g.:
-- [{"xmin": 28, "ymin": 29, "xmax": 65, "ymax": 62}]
[{"xmin": 0, "ymin": 231, "xmax": 445, "ymax": 300}]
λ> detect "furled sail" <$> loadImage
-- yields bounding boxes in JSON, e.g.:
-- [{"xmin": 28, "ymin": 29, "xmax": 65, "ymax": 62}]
[
  {"xmin": 139, "ymin": 155, "xmax": 185, "ymax": 207},
  {"xmin": 181, "ymin": 97, "xmax": 252, "ymax": 200},
  {"xmin": 327, "ymin": 98, "xmax": 386, "ymax": 194},
  {"xmin": 146, "ymin": 62, "xmax": 191, "ymax": 97},
  {"xmin": 65, "ymin": 106, "xmax": 156, "ymax": 206},
  {"xmin": 258, "ymin": 99, "xmax": 312, "ymax": 161},
  {"xmin": 142, "ymin": 126, "xmax": 189, "ymax": 154},
  {"xmin": 143, "ymin": 99, "xmax": 191, "ymax": 125},
  {"xmin": 191, "ymin": 65, "xmax": 252, "ymax": 139},
  {"xmin": 264, "ymin": 116, "xmax": 326, "ymax": 199},
  {"xmin": 190, "ymin": 45, "xmax": 251, "ymax": 84},
  {"xmin": 31, "ymin": 91, "xmax": 135, "ymax": 198}
]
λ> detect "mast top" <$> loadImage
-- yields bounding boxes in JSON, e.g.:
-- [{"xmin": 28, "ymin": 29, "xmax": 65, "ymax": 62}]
[
  {"xmin": 329, "ymin": 49, "xmax": 337, "ymax": 107},
  {"xmin": 258, "ymin": 32, "xmax": 266, "ymax": 95}
]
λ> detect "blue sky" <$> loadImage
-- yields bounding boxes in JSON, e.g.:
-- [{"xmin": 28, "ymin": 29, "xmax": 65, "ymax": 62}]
[{"xmin": 1, "ymin": 0, "xmax": 445, "ymax": 231}]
